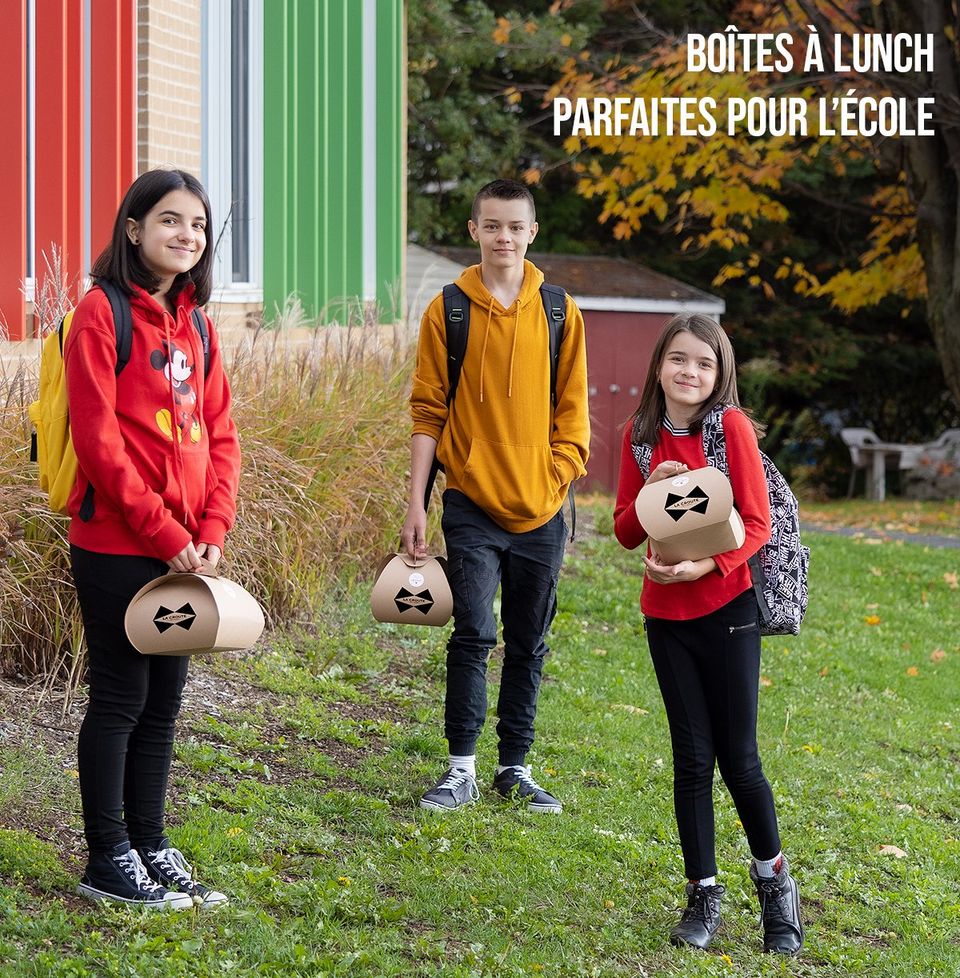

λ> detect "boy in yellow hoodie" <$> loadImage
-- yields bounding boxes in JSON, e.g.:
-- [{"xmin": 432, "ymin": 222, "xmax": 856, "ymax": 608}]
[{"xmin": 402, "ymin": 179, "xmax": 590, "ymax": 812}]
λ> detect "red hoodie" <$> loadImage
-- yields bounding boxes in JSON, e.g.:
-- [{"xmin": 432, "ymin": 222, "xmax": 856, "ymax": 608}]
[
  {"xmin": 64, "ymin": 283, "xmax": 240, "ymax": 562},
  {"xmin": 613, "ymin": 409, "xmax": 771, "ymax": 620}
]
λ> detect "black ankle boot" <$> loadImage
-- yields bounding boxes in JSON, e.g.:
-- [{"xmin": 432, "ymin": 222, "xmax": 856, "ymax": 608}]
[
  {"xmin": 669, "ymin": 882, "xmax": 724, "ymax": 949},
  {"xmin": 750, "ymin": 857, "xmax": 804, "ymax": 955}
]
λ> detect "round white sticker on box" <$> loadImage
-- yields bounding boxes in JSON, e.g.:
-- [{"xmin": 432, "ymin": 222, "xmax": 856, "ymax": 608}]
[
  {"xmin": 408, "ymin": 572, "xmax": 425, "ymax": 588},
  {"xmin": 671, "ymin": 476, "xmax": 690, "ymax": 487}
]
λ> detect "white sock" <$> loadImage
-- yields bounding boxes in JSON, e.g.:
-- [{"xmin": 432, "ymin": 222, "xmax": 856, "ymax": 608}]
[
  {"xmin": 496, "ymin": 763, "xmax": 528, "ymax": 775},
  {"xmin": 449, "ymin": 754, "xmax": 476, "ymax": 777},
  {"xmin": 753, "ymin": 852, "xmax": 784, "ymax": 878},
  {"xmin": 692, "ymin": 876, "xmax": 716, "ymax": 887}
]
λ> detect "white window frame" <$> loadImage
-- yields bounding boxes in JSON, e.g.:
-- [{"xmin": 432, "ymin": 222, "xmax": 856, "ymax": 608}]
[{"xmin": 202, "ymin": 0, "xmax": 263, "ymax": 304}]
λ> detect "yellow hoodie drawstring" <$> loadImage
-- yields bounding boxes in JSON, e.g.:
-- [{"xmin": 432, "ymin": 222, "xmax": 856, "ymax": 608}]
[
  {"xmin": 478, "ymin": 296, "xmax": 494, "ymax": 403},
  {"xmin": 507, "ymin": 303, "xmax": 521, "ymax": 398}
]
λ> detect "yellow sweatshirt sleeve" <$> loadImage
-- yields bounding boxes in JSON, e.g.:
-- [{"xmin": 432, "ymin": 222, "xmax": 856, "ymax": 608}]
[
  {"xmin": 550, "ymin": 295, "xmax": 591, "ymax": 487},
  {"xmin": 410, "ymin": 294, "xmax": 449, "ymax": 441}
]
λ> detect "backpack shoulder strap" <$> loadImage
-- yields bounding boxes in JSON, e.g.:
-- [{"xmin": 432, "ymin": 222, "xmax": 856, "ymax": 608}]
[
  {"xmin": 442, "ymin": 283, "xmax": 470, "ymax": 404},
  {"xmin": 699, "ymin": 405, "xmax": 731, "ymax": 475},
  {"xmin": 540, "ymin": 283, "xmax": 575, "ymax": 538},
  {"xmin": 192, "ymin": 307, "xmax": 211, "ymax": 377},
  {"xmin": 539, "ymin": 283, "xmax": 566, "ymax": 407},
  {"xmin": 424, "ymin": 284, "xmax": 470, "ymax": 510},
  {"xmin": 95, "ymin": 280, "xmax": 133, "ymax": 377}
]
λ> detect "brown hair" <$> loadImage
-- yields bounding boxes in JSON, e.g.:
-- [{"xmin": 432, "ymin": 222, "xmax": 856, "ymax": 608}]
[
  {"xmin": 90, "ymin": 168, "xmax": 214, "ymax": 307},
  {"xmin": 471, "ymin": 179, "xmax": 536, "ymax": 225},
  {"xmin": 630, "ymin": 313, "xmax": 763, "ymax": 446}
]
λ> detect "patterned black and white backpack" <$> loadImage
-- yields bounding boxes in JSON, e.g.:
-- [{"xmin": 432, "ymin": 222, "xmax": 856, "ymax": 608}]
[{"xmin": 632, "ymin": 405, "xmax": 809, "ymax": 636}]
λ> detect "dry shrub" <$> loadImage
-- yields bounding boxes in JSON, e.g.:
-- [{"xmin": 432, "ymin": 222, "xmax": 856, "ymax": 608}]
[
  {"xmin": 223, "ymin": 311, "xmax": 415, "ymax": 629},
  {"xmin": 0, "ymin": 298, "xmax": 416, "ymax": 683}
]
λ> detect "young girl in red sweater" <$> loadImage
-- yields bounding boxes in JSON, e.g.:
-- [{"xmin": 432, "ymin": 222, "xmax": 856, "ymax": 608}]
[
  {"xmin": 65, "ymin": 169, "xmax": 240, "ymax": 909},
  {"xmin": 614, "ymin": 314, "xmax": 803, "ymax": 955}
]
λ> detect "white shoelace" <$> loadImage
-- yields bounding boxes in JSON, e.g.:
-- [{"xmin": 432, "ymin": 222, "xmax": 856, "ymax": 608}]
[
  {"xmin": 511, "ymin": 766, "xmax": 547, "ymax": 795},
  {"xmin": 114, "ymin": 849, "xmax": 164, "ymax": 893},
  {"xmin": 438, "ymin": 769, "xmax": 480, "ymax": 800},
  {"xmin": 152, "ymin": 847, "xmax": 197, "ymax": 889}
]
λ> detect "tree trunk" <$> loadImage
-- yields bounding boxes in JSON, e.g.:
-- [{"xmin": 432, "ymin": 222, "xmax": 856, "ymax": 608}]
[{"xmin": 885, "ymin": 0, "xmax": 960, "ymax": 408}]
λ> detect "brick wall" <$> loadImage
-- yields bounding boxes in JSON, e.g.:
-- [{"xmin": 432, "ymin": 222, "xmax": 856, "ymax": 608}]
[{"xmin": 137, "ymin": 0, "xmax": 202, "ymax": 174}]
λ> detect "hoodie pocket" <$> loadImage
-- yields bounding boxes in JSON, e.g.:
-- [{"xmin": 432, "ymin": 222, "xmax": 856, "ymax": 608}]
[{"xmin": 461, "ymin": 438, "xmax": 561, "ymax": 523}]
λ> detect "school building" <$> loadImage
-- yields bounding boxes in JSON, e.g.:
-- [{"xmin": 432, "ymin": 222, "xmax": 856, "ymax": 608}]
[{"xmin": 2, "ymin": 0, "xmax": 405, "ymax": 341}]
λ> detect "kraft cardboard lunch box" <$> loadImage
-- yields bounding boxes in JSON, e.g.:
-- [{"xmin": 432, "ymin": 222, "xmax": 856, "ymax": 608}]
[
  {"xmin": 635, "ymin": 465, "xmax": 745, "ymax": 563},
  {"xmin": 370, "ymin": 553, "xmax": 452, "ymax": 627},
  {"xmin": 125, "ymin": 564, "xmax": 265, "ymax": 655}
]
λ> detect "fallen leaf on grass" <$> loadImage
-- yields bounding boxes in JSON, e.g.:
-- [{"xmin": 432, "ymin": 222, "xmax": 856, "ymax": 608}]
[
  {"xmin": 930, "ymin": 649, "xmax": 947, "ymax": 663},
  {"xmin": 878, "ymin": 845, "xmax": 907, "ymax": 858},
  {"xmin": 760, "ymin": 675, "xmax": 773, "ymax": 687},
  {"xmin": 870, "ymin": 566, "xmax": 883, "ymax": 577},
  {"xmin": 864, "ymin": 615, "xmax": 881, "ymax": 625},
  {"xmin": 906, "ymin": 666, "xmax": 920, "ymax": 676},
  {"xmin": 611, "ymin": 703, "xmax": 649, "ymax": 715},
  {"xmin": 944, "ymin": 572, "xmax": 958, "ymax": 590},
  {"xmin": 819, "ymin": 666, "xmax": 829, "ymax": 677}
]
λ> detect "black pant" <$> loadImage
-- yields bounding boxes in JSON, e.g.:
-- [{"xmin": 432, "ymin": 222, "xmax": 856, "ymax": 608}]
[
  {"xmin": 71, "ymin": 546, "xmax": 189, "ymax": 855},
  {"xmin": 441, "ymin": 490, "xmax": 567, "ymax": 767},
  {"xmin": 646, "ymin": 589, "xmax": 781, "ymax": 880}
]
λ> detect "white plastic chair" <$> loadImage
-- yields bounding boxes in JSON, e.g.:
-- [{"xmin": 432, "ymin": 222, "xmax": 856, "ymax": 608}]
[
  {"xmin": 926, "ymin": 428, "xmax": 960, "ymax": 452},
  {"xmin": 840, "ymin": 427, "xmax": 879, "ymax": 498}
]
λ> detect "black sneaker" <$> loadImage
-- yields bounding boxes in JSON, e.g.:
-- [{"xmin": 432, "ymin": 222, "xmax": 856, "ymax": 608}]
[
  {"xmin": 491, "ymin": 765, "xmax": 562, "ymax": 813},
  {"xmin": 141, "ymin": 839, "xmax": 229, "ymax": 908},
  {"xmin": 420, "ymin": 767, "xmax": 480, "ymax": 811},
  {"xmin": 669, "ymin": 882, "xmax": 724, "ymax": 949},
  {"xmin": 750, "ymin": 857, "xmax": 804, "ymax": 955},
  {"xmin": 77, "ymin": 841, "xmax": 193, "ymax": 910}
]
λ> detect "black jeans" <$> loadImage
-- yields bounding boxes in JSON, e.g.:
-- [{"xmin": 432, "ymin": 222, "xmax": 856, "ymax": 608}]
[
  {"xmin": 646, "ymin": 589, "xmax": 781, "ymax": 880},
  {"xmin": 441, "ymin": 489, "xmax": 567, "ymax": 767},
  {"xmin": 71, "ymin": 546, "xmax": 189, "ymax": 855}
]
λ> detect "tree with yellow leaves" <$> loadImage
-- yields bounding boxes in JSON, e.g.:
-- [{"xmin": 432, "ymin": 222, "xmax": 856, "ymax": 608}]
[{"xmin": 551, "ymin": 0, "xmax": 960, "ymax": 407}]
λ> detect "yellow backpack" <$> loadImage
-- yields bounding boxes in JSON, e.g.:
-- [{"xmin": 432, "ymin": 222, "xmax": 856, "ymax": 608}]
[
  {"xmin": 28, "ymin": 308, "xmax": 82, "ymax": 514},
  {"xmin": 28, "ymin": 281, "xmax": 209, "ymax": 515}
]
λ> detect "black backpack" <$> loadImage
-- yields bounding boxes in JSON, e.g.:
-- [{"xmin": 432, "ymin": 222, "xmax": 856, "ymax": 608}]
[{"xmin": 423, "ymin": 282, "xmax": 575, "ymax": 536}]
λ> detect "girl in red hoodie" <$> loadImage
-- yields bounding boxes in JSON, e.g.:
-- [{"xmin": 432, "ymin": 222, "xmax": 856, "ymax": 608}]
[
  {"xmin": 614, "ymin": 315, "xmax": 803, "ymax": 955},
  {"xmin": 65, "ymin": 169, "xmax": 240, "ymax": 909}
]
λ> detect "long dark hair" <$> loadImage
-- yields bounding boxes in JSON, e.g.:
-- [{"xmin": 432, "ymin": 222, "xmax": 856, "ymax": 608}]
[
  {"xmin": 90, "ymin": 168, "xmax": 214, "ymax": 307},
  {"xmin": 630, "ymin": 313, "xmax": 763, "ymax": 446}
]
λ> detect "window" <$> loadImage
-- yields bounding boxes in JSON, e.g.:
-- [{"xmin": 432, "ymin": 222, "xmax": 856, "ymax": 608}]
[{"xmin": 202, "ymin": 0, "xmax": 262, "ymax": 300}]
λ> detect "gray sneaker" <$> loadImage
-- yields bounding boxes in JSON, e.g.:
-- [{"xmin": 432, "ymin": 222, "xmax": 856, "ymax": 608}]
[
  {"xmin": 492, "ymin": 765, "xmax": 562, "ymax": 813},
  {"xmin": 420, "ymin": 767, "xmax": 480, "ymax": 811}
]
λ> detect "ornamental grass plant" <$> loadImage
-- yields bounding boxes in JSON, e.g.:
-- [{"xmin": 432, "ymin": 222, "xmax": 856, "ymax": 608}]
[{"xmin": 0, "ymin": 295, "xmax": 415, "ymax": 684}]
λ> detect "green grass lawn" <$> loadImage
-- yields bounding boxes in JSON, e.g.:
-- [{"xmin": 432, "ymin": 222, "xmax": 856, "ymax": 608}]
[{"xmin": 1, "ymin": 510, "xmax": 958, "ymax": 977}]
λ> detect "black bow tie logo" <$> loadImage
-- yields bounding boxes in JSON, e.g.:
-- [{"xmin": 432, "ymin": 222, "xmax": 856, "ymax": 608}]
[
  {"xmin": 153, "ymin": 603, "xmax": 197, "ymax": 633},
  {"xmin": 664, "ymin": 485, "xmax": 710, "ymax": 522},
  {"xmin": 394, "ymin": 587, "xmax": 435, "ymax": 616}
]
